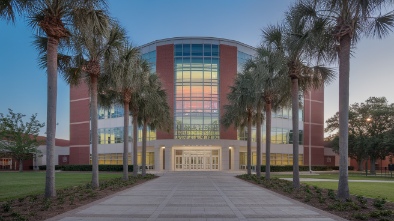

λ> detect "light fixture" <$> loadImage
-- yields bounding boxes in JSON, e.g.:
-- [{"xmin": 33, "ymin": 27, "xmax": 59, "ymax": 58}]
[{"xmin": 229, "ymin": 146, "xmax": 232, "ymax": 149}]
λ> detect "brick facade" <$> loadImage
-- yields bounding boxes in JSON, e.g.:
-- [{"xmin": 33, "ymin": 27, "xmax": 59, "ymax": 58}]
[
  {"xmin": 303, "ymin": 87, "xmax": 325, "ymax": 166},
  {"xmin": 219, "ymin": 45, "xmax": 238, "ymax": 140}
]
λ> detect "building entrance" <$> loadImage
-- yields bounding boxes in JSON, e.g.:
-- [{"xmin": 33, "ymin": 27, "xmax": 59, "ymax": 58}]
[
  {"xmin": 0, "ymin": 158, "xmax": 12, "ymax": 170},
  {"xmin": 174, "ymin": 150, "xmax": 219, "ymax": 171}
]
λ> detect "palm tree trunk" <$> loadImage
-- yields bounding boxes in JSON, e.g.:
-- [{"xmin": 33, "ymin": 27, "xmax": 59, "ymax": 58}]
[
  {"xmin": 132, "ymin": 112, "xmax": 138, "ymax": 176},
  {"xmin": 45, "ymin": 36, "xmax": 58, "ymax": 198},
  {"xmin": 337, "ymin": 34, "xmax": 351, "ymax": 200},
  {"xmin": 247, "ymin": 110, "xmax": 252, "ymax": 175},
  {"xmin": 142, "ymin": 121, "xmax": 147, "ymax": 176},
  {"xmin": 19, "ymin": 159, "xmax": 23, "ymax": 172},
  {"xmin": 122, "ymin": 100, "xmax": 129, "ymax": 180},
  {"xmin": 256, "ymin": 103, "xmax": 262, "ymax": 179},
  {"xmin": 291, "ymin": 77, "xmax": 300, "ymax": 189},
  {"xmin": 265, "ymin": 102, "xmax": 272, "ymax": 181},
  {"xmin": 91, "ymin": 75, "xmax": 99, "ymax": 189}
]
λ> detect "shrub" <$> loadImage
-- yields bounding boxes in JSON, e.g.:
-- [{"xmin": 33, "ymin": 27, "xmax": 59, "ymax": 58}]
[
  {"xmin": 39, "ymin": 165, "xmax": 134, "ymax": 172},
  {"xmin": 260, "ymin": 165, "xmax": 354, "ymax": 172}
]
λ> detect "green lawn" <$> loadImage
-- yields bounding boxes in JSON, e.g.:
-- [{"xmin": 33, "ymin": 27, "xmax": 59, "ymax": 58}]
[
  {"xmin": 271, "ymin": 172, "xmax": 394, "ymax": 180},
  {"xmin": 268, "ymin": 172, "xmax": 394, "ymax": 202},
  {"xmin": 303, "ymin": 181, "xmax": 394, "ymax": 202},
  {"xmin": 0, "ymin": 171, "xmax": 123, "ymax": 201}
]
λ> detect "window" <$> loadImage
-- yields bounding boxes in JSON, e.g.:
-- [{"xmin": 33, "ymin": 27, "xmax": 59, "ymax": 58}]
[{"xmin": 174, "ymin": 44, "xmax": 220, "ymax": 139}]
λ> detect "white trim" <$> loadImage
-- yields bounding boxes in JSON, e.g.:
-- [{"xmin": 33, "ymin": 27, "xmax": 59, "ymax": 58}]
[
  {"xmin": 304, "ymin": 98, "xmax": 324, "ymax": 103},
  {"xmin": 70, "ymin": 121, "xmax": 90, "ymax": 125},
  {"xmin": 70, "ymin": 97, "xmax": 89, "ymax": 102},
  {"xmin": 304, "ymin": 122, "xmax": 324, "ymax": 126}
]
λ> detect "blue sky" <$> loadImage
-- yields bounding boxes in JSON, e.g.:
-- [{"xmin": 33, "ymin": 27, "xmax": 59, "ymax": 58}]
[{"xmin": 1, "ymin": 0, "xmax": 393, "ymax": 139}]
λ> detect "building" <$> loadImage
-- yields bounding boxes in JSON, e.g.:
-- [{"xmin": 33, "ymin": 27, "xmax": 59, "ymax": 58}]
[
  {"xmin": 0, "ymin": 137, "xmax": 69, "ymax": 171},
  {"xmin": 69, "ymin": 37, "xmax": 326, "ymax": 171}
]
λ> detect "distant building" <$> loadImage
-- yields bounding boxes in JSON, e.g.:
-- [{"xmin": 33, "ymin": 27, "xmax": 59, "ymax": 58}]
[
  {"xmin": 0, "ymin": 137, "xmax": 69, "ymax": 171},
  {"xmin": 69, "ymin": 37, "xmax": 326, "ymax": 171}
]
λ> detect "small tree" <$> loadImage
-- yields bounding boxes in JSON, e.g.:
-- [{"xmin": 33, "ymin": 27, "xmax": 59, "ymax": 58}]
[{"xmin": 0, "ymin": 109, "xmax": 45, "ymax": 172}]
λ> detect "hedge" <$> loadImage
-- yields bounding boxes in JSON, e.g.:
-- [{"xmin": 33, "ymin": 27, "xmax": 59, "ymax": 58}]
[
  {"xmin": 37, "ymin": 164, "xmax": 353, "ymax": 172},
  {"xmin": 260, "ymin": 165, "xmax": 354, "ymax": 172},
  {"xmin": 38, "ymin": 165, "xmax": 134, "ymax": 172}
]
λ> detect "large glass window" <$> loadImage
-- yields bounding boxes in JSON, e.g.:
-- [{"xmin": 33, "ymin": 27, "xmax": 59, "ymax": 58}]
[
  {"xmin": 237, "ymin": 51, "xmax": 252, "ymax": 73},
  {"xmin": 98, "ymin": 126, "xmax": 156, "ymax": 144},
  {"xmin": 174, "ymin": 44, "xmax": 220, "ymax": 139},
  {"xmin": 98, "ymin": 105, "xmax": 124, "ymax": 119},
  {"xmin": 141, "ymin": 50, "xmax": 156, "ymax": 73}
]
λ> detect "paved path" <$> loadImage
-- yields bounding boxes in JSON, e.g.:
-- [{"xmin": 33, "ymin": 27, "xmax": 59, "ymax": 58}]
[{"xmin": 48, "ymin": 172, "xmax": 346, "ymax": 221}]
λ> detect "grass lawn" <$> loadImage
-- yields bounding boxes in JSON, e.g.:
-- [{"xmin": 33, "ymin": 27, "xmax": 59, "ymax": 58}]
[
  {"xmin": 272, "ymin": 172, "xmax": 394, "ymax": 180},
  {"xmin": 269, "ymin": 172, "xmax": 394, "ymax": 201},
  {"xmin": 0, "ymin": 171, "xmax": 123, "ymax": 201},
  {"xmin": 303, "ymin": 181, "xmax": 394, "ymax": 202}
]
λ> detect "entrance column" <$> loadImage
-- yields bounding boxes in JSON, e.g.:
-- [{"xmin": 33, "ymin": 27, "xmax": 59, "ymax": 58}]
[
  {"xmin": 233, "ymin": 145, "xmax": 240, "ymax": 170},
  {"xmin": 165, "ymin": 146, "xmax": 173, "ymax": 171},
  {"xmin": 154, "ymin": 144, "xmax": 161, "ymax": 171},
  {"xmin": 221, "ymin": 146, "xmax": 229, "ymax": 170}
]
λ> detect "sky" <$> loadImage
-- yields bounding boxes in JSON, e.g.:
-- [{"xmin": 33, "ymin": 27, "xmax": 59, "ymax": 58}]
[{"xmin": 1, "ymin": 0, "xmax": 393, "ymax": 140}]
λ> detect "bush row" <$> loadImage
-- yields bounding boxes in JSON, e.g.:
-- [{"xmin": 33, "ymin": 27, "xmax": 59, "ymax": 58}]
[
  {"xmin": 37, "ymin": 164, "xmax": 353, "ymax": 172},
  {"xmin": 38, "ymin": 164, "xmax": 134, "ymax": 171},
  {"xmin": 260, "ymin": 165, "xmax": 354, "ymax": 172}
]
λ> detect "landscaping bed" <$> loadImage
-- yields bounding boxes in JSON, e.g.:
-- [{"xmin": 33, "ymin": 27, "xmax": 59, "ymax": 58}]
[
  {"xmin": 0, "ymin": 174, "xmax": 156, "ymax": 221},
  {"xmin": 238, "ymin": 174, "xmax": 394, "ymax": 221}
]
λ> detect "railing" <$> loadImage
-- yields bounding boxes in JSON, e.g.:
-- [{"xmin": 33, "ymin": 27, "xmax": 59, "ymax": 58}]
[{"xmin": 364, "ymin": 166, "xmax": 394, "ymax": 177}]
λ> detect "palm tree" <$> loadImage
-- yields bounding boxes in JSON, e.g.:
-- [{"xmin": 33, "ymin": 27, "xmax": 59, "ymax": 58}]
[
  {"xmin": 102, "ymin": 42, "xmax": 140, "ymax": 180},
  {"xmin": 263, "ymin": 9, "xmax": 335, "ymax": 188},
  {"xmin": 292, "ymin": 0, "xmax": 394, "ymax": 200},
  {"xmin": 222, "ymin": 70, "xmax": 257, "ymax": 175},
  {"xmin": 138, "ymin": 74, "xmax": 171, "ymax": 176},
  {"xmin": 130, "ymin": 59, "xmax": 150, "ymax": 177},
  {"xmin": 28, "ymin": 0, "xmax": 108, "ymax": 197},
  {"xmin": 66, "ymin": 20, "xmax": 125, "ymax": 188},
  {"xmin": 0, "ymin": 0, "xmax": 31, "ymax": 24},
  {"xmin": 244, "ymin": 46, "xmax": 290, "ymax": 180}
]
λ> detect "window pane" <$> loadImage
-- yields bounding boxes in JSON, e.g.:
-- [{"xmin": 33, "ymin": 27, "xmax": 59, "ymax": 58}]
[
  {"xmin": 183, "ymin": 44, "xmax": 190, "ymax": 56},
  {"xmin": 192, "ymin": 44, "xmax": 203, "ymax": 56},
  {"xmin": 204, "ymin": 44, "xmax": 211, "ymax": 56},
  {"xmin": 212, "ymin": 45, "xmax": 219, "ymax": 56},
  {"xmin": 175, "ymin": 44, "xmax": 182, "ymax": 56}
]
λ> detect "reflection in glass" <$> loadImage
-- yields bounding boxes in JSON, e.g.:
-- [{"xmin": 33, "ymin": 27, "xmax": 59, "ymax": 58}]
[{"xmin": 174, "ymin": 44, "xmax": 220, "ymax": 139}]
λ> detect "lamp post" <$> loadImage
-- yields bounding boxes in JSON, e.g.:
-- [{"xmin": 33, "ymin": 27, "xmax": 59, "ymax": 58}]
[{"xmin": 309, "ymin": 90, "xmax": 312, "ymax": 173}]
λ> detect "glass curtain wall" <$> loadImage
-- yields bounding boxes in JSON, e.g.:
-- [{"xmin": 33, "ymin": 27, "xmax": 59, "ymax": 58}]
[{"xmin": 174, "ymin": 44, "xmax": 220, "ymax": 139}]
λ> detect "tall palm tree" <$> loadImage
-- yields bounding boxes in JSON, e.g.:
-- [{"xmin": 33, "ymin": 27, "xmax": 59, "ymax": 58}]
[
  {"xmin": 0, "ymin": 0, "xmax": 31, "ymax": 24},
  {"xmin": 293, "ymin": 0, "xmax": 394, "ymax": 200},
  {"xmin": 222, "ymin": 70, "xmax": 257, "ymax": 175},
  {"xmin": 130, "ymin": 59, "xmax": 150, "ymax": 177},
  {"xmin": 66, "ymin": 20, "xmax": 125, "ymax": 188},
  {"xmin": 245, "ymin": 46, "xmax": 290, "ymax": 180},
  {"xmin": 263, "ymin": 9, "xmax": 335, "ymax": 188},
  {"xmin": 28, "ymin": 0, "xmax": 108, "ymax": 197},
  {"xmin": 102, "ymin": 42, "xmax": 140, "ymax": 180},
  {"xmin": 138, "ymin": 74, "xmax": 171, "ymax": 176}
]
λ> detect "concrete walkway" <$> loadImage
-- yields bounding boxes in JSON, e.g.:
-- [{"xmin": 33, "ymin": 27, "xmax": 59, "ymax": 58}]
[{"xmin": 48, "ymin": 172, "xmax": 346, "ymax": 221}]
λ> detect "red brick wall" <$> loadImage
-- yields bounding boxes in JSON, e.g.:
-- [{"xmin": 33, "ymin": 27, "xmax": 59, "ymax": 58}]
[
  {"xmin": 70, "ymin": 82, "xmax": 90, "ymax": 164},
  {"xmin": 304, "ymin": 87, "xmax": 325, "ymax": 165},
  {"xmin": 219, "ymin": 45, "xmax": 237, "ymax": 140},
  {"xmin": 156, "ymin": 44, "xmax": 175, "ymax": 139}
]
